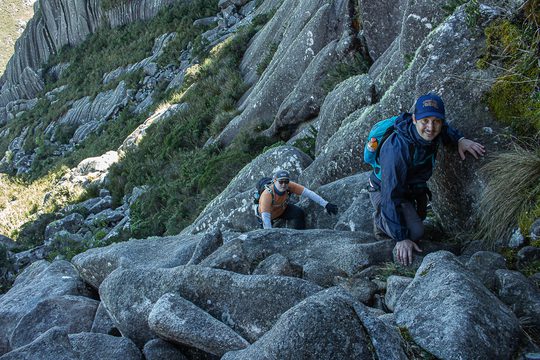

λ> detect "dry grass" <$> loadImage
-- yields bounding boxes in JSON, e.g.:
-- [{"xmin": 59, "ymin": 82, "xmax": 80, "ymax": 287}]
[
  {"xmin": 0, "ymin": 170, "xmax": 84, "ymax": 239},
  {"xmin": 476, "ymin": 144, "xmax": 540, "ymax": 247},
  {"xmin": 0, "ymin": 0, "xmax": 34, "ymax": 76}
]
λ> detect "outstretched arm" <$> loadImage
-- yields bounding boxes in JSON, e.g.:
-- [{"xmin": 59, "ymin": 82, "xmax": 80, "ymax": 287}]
[
  {"xmin": 301, "ymin": 188, "xmax": 338, "ymax": 215},
  {"xmin": 458, "ymin": 138, "xmax": 485, "ymax": 160}
]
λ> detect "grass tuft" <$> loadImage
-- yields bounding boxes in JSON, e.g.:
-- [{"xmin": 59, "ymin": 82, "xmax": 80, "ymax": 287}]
[{"xmin": 475, "ymin": 143, "xmax": 540, "ymax": 247}]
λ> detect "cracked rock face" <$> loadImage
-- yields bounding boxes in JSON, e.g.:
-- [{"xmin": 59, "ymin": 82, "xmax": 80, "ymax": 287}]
[{"xmin": 214, "ymin": 0, "xmax": 353, "ymax": 146}]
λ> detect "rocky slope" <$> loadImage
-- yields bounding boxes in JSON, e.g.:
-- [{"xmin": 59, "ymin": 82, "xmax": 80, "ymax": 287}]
[{"xmin": 0, "ymin": 0, "xmax": 539, "ymax": 359}]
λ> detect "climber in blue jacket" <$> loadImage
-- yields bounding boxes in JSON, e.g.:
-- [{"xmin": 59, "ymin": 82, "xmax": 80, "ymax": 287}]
[{"xmin": 368, "ymin": 93, "xmax": 485, "ymax": 266}]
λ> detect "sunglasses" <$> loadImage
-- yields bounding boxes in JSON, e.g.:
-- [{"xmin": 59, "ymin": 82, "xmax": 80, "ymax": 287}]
[{"xmin": 278, "ymin": 180, "xmax": 290, "ymax": 185}]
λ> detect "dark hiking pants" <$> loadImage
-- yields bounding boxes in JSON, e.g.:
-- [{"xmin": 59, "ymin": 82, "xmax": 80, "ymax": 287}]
[
  {"xmin": 368, "ymin": 187, "xmax": 424, "ymax": 241},
  {"xmin": 258, "ymin": 204, "xmax": 306, "ymax": 230}
]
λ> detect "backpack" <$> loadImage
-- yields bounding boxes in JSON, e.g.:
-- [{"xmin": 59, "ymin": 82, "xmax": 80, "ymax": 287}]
[
  {"xmin": 363, "ymin": 116, "xmax": 400, "ymax": 179},
  {"xmin": 252, "ymin": 177, "xmax": 273, "ymax": 204},
  {"xmin": 364, "ymin": 115, "xmax": 440, "ymax": 181}
]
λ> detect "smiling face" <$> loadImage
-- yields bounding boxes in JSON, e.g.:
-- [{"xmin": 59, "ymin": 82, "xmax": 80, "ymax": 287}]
[{"xmin": 413, "ymin": 114, "xmax": 443, "ymax": 141}]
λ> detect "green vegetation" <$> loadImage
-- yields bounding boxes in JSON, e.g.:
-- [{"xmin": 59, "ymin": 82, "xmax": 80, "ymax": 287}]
[
  {"xmin": 0, "ymin": 0, "xmax": 224, "ymax": 243},
  {"xmin": 479, "ymin": 2, "xmax": 540, "ymax": 136},
  {"xmin": 0, "ymin": 244, "xmax": 15, "ymax": 293},
  {"xmin": 110, "ymin": 21, "xmax": 279, "ymax": 237},
  {"xmin": 404, "ymin": 53, "xmax": 414, "ymax": 69},
  {"xmin": 398, "ymin": 327, "xmax": 437, "ymax": 359},
  {"xmin": 0, "ymin": 0, "xmax": 220, "ymax": 173},
  {"xmin": 0, "ymin": 170, "xmax": 83, "ymax": 239},
  {"xmin": 373, "ymin": 262, "xmax": 416, "ymax": 282},
  {"xmin": 442, "ymin": 0, "xmax": 468, "ymax": 15},
  {"xmin": 256, "ymin": 43, "xmax": 278, "ymax": 75},
  {"xmin": 1, "ymin": 0, "xmax": 278, "ymax": 250},
  {"xmin": 476, "ymin": 144, "xmax": 540, "ymax": 248},
  {"xmin": 322, "ymin": 52, "xmax": 370, "ymax": 93},
  {"xmin": 292, "ymin": 125, "xmax": 318, "ymax": 159},
  {"xmin": 464, "ymin": 0, "xmax": 480, "ymax": 28}
]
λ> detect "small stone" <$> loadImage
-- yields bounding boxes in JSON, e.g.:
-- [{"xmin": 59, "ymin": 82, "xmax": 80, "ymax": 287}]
[{"xmin": 508, "ymin": 228, "xmax": 525, "ymax": 249}]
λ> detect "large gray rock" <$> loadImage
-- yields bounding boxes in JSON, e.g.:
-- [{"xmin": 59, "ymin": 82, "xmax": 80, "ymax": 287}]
[
  {"xmin": 68, "ymin": 332, "xmax": 142, "ymax": 360},
  {"xmin": 335, "ymin": 276, "xmax": 379, "ymax": 305},
  {"xmin": 53, "ymin": 81, "xmax": 128, "ymax": 144},
  {"xmin": 215, "ymin": 0, "xmax": 351, "ymax": 146},
  {"xmin": 90, "ymin": 302, "xmax": 119, "ymax": 336},
  {"xmin": 72, "ymin": 234, "xmax": 200, "ymax": 289},
  {"xmin": 299, "ymin": 172, "xmax": 372, "ymax": 231},
  {"xmin": 384, "ymin": 275, "xmax": 413, "ymax": 312},
  {"xmin": 0, "ymin": 236, "xmax": 17, "ymax": 251},
  {"xmin": 302, "ymin": 261, "xmax": 347, "ymax": 288},
  {"xmin": 222, "ymin": 287, "xmax": 408, "ymax": 360},
  {"xmin": 199, "ymin": 229, "xmax": 394, "ymax": 275},
  {"xmin": 267, "ymin": 32, "xmax": 356, "ymax": 137},
  {"xmin": 366, "ymin": 0, "xmax": 457, "ymax": 94},
  {"xmin": 1, "ymin": 0, "xmax": 101, "ymax": 92},
  {"xmin": 358, "ymin": 0, "xmax": 406, "ymax": 61},
  {"xmin": 60, "ymin": 151, "xmax": 119, "ymax": 188},
  {"xmin": 466, "ymin": 251, "xmax": 507, "ymax": 291},
  {"xmin": 148, "ymin": 293, "xmax": 249, "ymax": 356},
  {"xmin": 143, "ymin": 339, "xmax": 188, "ymax": 360},
  {"xmin": 395, "ymin": 251, "xmax": 521, "ymax": 359},
  {"xmin": 0, "ymin": 327, "xmax": 79, "ymax": 360},
  {"xmin": 10, "ymin": 295, "xmax": 99, "ymax": 349},
  {"xmin": 99, "ymin": 265, "xmax": 322, "ymax": 347},
  {"xmin": 333, "ymin": 192, "xmax": 375, "ymax": 232},
  {"xmin": 0, "ymin": 260, "xmax": 93, "ymax": 355},
  {"xmin": 198, "ymin": 239, "xmax": 251, "ymax": 274},
  {"xmin": 187, "ymin": 145, "xmax": 312, "ymax": 234},
  {"xmin": 44, "ymin": 213, "xmax": 85, "ymax": 244},
  {"xmin": 495, "ymin": 269, "xmax": 540, "ymax": 332},
  {"xmin": 252, "ymin": 253, "xmax": 302, "ymax": 277},
  {"xmin": 103, "ymin": 0, "xmax": 176, "ymax": 28},
  {"xmin": 315, "ymin": 74, "xmax": 376, "ymax": 153},
  {"xmin": 186, "ymin": 229, "xmax": 223, "ymax": 265}
]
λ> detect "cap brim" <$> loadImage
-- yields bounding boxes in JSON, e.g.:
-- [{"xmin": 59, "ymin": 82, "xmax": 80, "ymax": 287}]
[{"xmin": 415, "ymin": 111, "xmax": 445, "ymax": 121}]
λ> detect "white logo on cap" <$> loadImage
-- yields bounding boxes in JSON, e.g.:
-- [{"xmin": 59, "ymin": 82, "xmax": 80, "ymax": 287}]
[{"xmin": 423, "ymin": 100, "xmax": 439, "ymax": 109}]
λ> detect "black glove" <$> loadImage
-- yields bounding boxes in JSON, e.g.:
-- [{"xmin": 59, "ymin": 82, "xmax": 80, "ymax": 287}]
[{"xmin": 325, "ymin": 203, "xmax": 338, "ymax": 215}]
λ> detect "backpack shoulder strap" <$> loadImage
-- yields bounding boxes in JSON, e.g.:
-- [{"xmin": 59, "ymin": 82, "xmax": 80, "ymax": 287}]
[{"xmin": 375, "ymin": 126, "xmax": 397, "ymax": 163}]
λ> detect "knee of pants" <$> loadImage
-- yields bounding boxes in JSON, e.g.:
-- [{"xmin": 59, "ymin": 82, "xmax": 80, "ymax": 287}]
[{"xmin": 408, "ymin": 222, "xmax": 425, "ymax": 242}]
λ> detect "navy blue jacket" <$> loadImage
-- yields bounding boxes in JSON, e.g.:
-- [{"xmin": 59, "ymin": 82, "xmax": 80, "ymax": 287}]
[{"xmin": 370, "ymin": 113, "xmax": 463, "ymax": 241}]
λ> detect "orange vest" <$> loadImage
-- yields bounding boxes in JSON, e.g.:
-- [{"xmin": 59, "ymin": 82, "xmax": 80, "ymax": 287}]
[{"xmin": 258, "ymin": 181, "xmax": 304, "ymax": 219}]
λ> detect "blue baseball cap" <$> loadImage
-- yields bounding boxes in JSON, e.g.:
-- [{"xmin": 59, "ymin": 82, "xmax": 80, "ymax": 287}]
[
  {"xmin": 273, "ymin": 170, "xmax": 290, "ymax": 181},
  {"xmin": 414, "ymin": 93, "xmax": 445, "ymax": 120}
]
